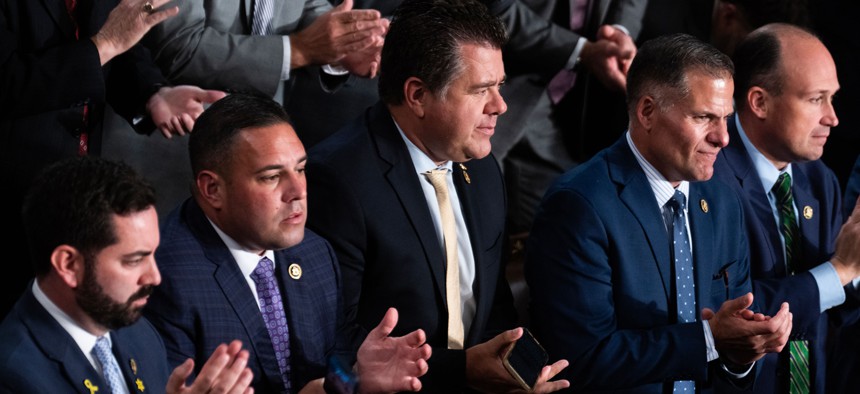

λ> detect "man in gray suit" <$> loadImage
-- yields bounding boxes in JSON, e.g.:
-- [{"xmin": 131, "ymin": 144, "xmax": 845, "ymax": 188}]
[{"xmin": 143, "ymin": 0, "xmax": 388, "ymax": 100}]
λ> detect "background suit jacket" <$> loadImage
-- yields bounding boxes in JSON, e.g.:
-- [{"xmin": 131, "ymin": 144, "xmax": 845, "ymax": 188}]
[
  {"xmin": 143, "ymin": 0, "xmax": 330, "ymax": 98},
  {"xmin": 0, "ymin": 285, "xmax": 169, "ymax": 394},
  {"xmin": 145, "ymin": 198, "xmax": 352, "ymax": 394},
  {"xmin": 493, "ymin": 0, "xmax": 647, "ymax": 161},
  {"xmin": 526, "ymin": 137, "xmax": 753, "ymax": 393},
  {"xmin": 712, "ymin": 118, "xmax": 846, "ymax": 393},
  {"xmin": 306, "ymin": 103, "xmax": 517, "ymax": 392},
  {"xmin": 0, "ymin": 0, "xmax": 167, "ymax": 318}
]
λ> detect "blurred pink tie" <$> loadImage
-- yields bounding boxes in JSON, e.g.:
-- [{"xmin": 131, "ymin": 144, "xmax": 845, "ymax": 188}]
[{"xmin": 548, "ymin": 0, "xmax": 589, "ymax": 104}]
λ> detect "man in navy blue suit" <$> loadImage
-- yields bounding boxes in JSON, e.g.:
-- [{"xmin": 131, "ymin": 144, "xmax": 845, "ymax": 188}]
[
  {"xmin": 527, "ymin": 34, "xmax": 793, "ymax": 392},
  {"xmin": 144, "ymin": 94, "xmax": 432, "ymax": 394},
  {"xmin": 0, "ymin": 157, "xmax": 253, "ymax": 394},
  {"xmin": 713, "ymin": 24, "xmax": 860, "ymax": 393}
]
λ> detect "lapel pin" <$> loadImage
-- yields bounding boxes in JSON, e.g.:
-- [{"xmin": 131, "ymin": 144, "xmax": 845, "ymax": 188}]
[
  {"xmin": 135, "ymin": 378, "xmax": 145, "ymax": 392},
  {"xmin": 83, "ymin": 379, "xmax": 99, "ymax": 394},
  {"xmin": 700, "ymin": 199, "xmax": 709, "ymax": 213},
  {"xmin": 130, "ymin": 358, "xmax": 137, "ymax": 375},
  {"xmin": 288, "ymin": 263, "xmax": 302, "ymax": 280},
  {"xmin": 458, "ymin": 163, "xmax": 471, "ymax": 184},
  {"xmin": 803, "ymin": 206, "xmax": 813, "ymax": 219}
]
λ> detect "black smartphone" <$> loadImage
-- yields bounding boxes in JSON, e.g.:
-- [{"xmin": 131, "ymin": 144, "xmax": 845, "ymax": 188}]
[
  {"xmin": 503, "ymin": 328, "xmax": 549, "ymax": 390},
  {"xmin": 323, "ymin": 355, "xmax": 359, "ymax": 394}
]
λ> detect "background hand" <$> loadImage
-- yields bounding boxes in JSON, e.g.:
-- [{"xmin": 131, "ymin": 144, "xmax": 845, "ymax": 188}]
[
  {"xmin": 91, "ymin": 0, "xmax": 179, "ymax": 65},
  {"xmin": 356, "ymin": 308, "xmax": 431, "ymax": 393},
  {"xmin": 146, "ymin": 86, "xmax": 226, "ymax": 138}
]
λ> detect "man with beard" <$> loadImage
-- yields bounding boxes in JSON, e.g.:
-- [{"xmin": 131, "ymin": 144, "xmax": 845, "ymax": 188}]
[{"xmin": 0, "ymin": 157, "xmax": 254, "ymax": 394}]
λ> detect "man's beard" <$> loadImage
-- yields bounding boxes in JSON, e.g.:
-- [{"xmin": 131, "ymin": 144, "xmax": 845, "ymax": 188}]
[{"xmin": 75, "ymin": 258, "xmax": 155, "ymax": 330}]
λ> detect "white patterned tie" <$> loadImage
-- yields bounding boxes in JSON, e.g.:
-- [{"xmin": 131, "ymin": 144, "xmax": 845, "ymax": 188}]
[
  {"xmin": 92, "ymin": 336, "xmax": 126, "ymax": 394},
  {"xmin": 425, "ymin": 169, "xmax": 465, "ymax": 349},
  {"xmin": 251, "ymin": 0, "xmax": 274, "ymax": 35}
]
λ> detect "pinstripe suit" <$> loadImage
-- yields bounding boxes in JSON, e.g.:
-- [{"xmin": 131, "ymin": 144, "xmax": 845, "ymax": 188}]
[{"xmin": 144, "ymin": 198, "xmax": 352, "ymax": 394}]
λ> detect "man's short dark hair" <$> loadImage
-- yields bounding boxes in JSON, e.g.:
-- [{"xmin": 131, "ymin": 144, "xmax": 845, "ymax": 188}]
[
  {"xmin": 189, "ymin": 94, "xmax": 291, "ymax": 177},
  {"xmin": 378, "ymin": 0, "xmax": 507, "ymax": 105},
  {"xmin": 732, "ymin": 24, "xmax": 817, "ymax": 107},
  {"xmin": 23, "ymin": 157, "xmax": 156, "ymax": 276},
  {"xmin": 627, "ymin": 34, "xmax": 734, "ymax": 113}
]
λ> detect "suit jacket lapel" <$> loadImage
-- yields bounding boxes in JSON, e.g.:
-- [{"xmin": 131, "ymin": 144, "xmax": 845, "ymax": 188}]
[
  {"xmin": 274, "ymin": 248, "xmax": 314, "ymax": 367},
  {"xmin": 370, "ymin": 104, "xmax": 447, "ymax": 301},
  {"xmin": 724, "ymin": 122, "xmax": 787, "ymax": 276},
  {"xmin": 791, "ymin": 166, "xmax": 821, "ymax": 272},
  {"xmin": 688, "ymin": 185, "xmax": 716, "ymax": 312},
  {"xmin": 607, "ymin": 139, "xmax": 671, "ymax": 301},
  {"xmin": 184, "ymin": 200, "xmax": 286, "ymax": 389},
  {"xmin": 112, "ymin": 333, "xmax": 148, "ymax": 394},
  {"xmin": 18, "ymin": 287, "xmax": 106, "ymax": 393},
  {"xmin": 39, "ymin": 0, "xmax": 77, "ymax": 39}
]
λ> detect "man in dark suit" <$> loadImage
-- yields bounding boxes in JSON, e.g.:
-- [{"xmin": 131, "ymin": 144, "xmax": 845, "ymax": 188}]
[
  {"xmin": 0, "ymin": 0, "xmax": 225, "ymax": 318},
  {"xmin": 713, "ymin": 24, "xmax": 860, "ymax": 393},
  {"xmin": 306, "ymin": 1, "xmax": 569, "ymax": 392},
  {"xmin": 526, "ymin": 34, "xmax": 793, "ymax": 392},
  {"xmin": 145, "ymin": 94, "xmax": 431, "ymax": 394},
  {"xmin": 0, "ymin": 157, "xmax": 253, "ymax": 394}
]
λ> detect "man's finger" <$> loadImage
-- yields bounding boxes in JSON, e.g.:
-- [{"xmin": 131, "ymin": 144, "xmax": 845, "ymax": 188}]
[
  {"xmin": 202, "ymin": 89, "xmax": 227, "ymax": 104},
  {"xmin": 334, "ymin": 0, "xmax": 354, "ymax": 12},
  {"xmin": 145, "ymin": 6, "xmax": 179, "ymax": 27},
  {"xmin": 335, "ymin": 9, "xmax": 382, "ymax": 23},
  {"xmin": 166, "ymin": 358, "xmax": 194, "ymax": 392},
  {"xmin": 366, "ymin": 307, "xmax": 398, "ymax": 341}
]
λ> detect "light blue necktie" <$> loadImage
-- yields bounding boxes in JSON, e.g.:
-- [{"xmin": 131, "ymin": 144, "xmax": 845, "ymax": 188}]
[
  {"xmin": 668, "ymin": 190, "xmax": 696, "ymax": 393},
  {"xmin": 92, "ymin": 336, "xmax": 126, "ymax": 394}
]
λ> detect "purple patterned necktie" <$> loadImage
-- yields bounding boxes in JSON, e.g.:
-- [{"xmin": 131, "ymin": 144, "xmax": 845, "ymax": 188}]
[{"xmin": 251, "ymin": 257, "xmax": 291, "ymax": 391}]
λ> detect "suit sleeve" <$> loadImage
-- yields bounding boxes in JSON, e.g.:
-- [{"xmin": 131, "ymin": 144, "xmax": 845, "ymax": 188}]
[
  {"xmin": 491, "ymin": 0, "xmax": 581, "ymax": 78},
  {"xmin": 144, "ymin": 266, "xmax": 202, "ymax": 379},
  {"xmin": 526, "ymin": 188, "xmax": 710, "ymax": 390},
  {"xmin": 143, "ymin": 0, "xmax": 331, "ymax": 97}
]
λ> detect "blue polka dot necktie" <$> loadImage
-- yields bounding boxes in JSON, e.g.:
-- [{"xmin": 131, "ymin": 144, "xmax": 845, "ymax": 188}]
[
  {"xmin": 92, "ymin": 336, "xmax": 126, "ymax": 394},
  {"xmin": 668, "ymin": 190, "xmax": 696, "ymax": 393},
  {"xmin": 251, "ymin": 256, "xmax": 291, "ymax": 391},
  {"xmin": 771, "ymin": 172, "xmax": 810, "ymax": 394}
]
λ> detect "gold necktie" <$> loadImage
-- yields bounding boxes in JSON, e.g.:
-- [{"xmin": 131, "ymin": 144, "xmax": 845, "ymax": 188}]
[{"xmin": 425, "ymin": 169, "xmax": 464, "ymax": 349}]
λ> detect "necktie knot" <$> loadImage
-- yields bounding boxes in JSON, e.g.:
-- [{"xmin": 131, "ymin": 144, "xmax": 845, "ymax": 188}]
[
  {"xmin": 251, "ymin": 256, "xmax": 275, "ymax": 283},
  {"xmin": 668, "ymin": 190, "xmax": 687, "ymax": 213},
  {"xmin": 425, "ymin": 169, "xmax": 449, "ymax": 192},
  {"xmin": 772, "ymin": 172, "xmax": 793, "ymax": 205}
]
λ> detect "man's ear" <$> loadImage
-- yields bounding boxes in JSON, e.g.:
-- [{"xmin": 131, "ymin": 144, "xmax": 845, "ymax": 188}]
[
  {"xmin": 747, "ymin": 87, "xmax": 769, "ymax": 119},
  {"xmin": 196, "ymin": 170, "xmax": 225, "ymax": 210},
  {"xmin": 50, "ymin": 245, "xmax": 86, "ymax": 289},
  {"xmin": 403, "ymin": 77, "xmax": 428, "ymax": 118},
  {"xmin": 636, "ymin": 95, "xmax": 658, "ymax": 132}
]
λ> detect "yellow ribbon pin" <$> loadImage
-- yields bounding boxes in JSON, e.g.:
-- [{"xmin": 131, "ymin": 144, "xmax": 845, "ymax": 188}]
[
  {"xmin": 84, "ymin": 379, "xmax": 99, "ymax": 394},
  {"xmin": 135, "ymin": 378, "xmax": 145, "ymax": 392}
]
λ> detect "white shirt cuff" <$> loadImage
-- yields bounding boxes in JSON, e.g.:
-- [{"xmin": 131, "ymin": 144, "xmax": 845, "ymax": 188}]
[
  {"xmin": 811, "ymin": 261, "xmax": 847, "ymax": 312},
  {"xmin": 281, "ymin": 36, "xmax": 292, "ymax": 81}
]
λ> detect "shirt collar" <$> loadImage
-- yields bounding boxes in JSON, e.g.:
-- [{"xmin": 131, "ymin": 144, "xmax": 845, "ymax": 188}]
[
  {"xmin": 736, "ymin": 116, "xmax": 793, "ymax": 192},
  {"xmin": 626, "ymin": 131, "xmax": 690, "ymax": 208},
  {"xmin": 394, "ymin": 118, "xmax": 454, "ymax": 174},
  {"xmin": 32, "ymin": 280, "xmax": 102, "ymax": 360},
  {"xmin": 208, "ymin": 218, "xmax": 276, "ymax": 277}
]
